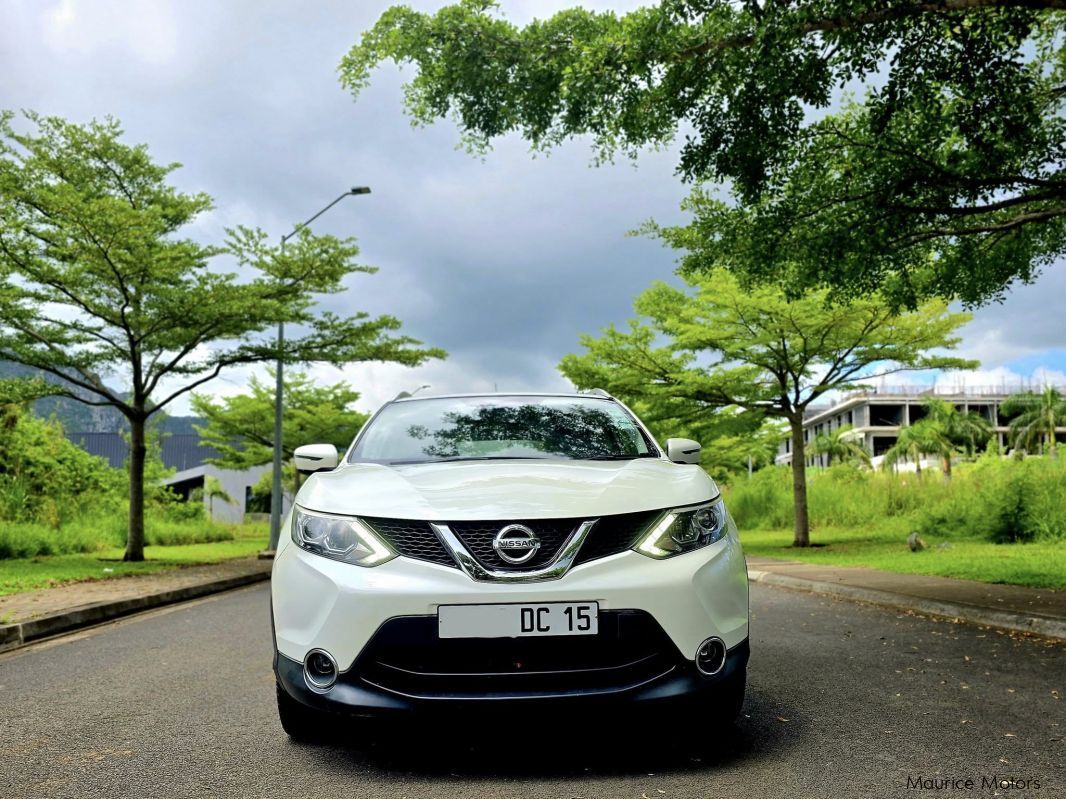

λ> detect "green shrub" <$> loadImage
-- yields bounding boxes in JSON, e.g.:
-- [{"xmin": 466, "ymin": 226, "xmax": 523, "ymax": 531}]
[
  {"xmin": 145, "ymin": 517, "xmax": 232, "ymax": 546},
  {"xmin": 0, "ymin": 405, "xmax": 126, "ymax": 527},
  {"xmin": 0, "ymin": 404, "xmax": 237, "ymax": 560},
  {"xmin": 725, "ymin": 466, "xmax": 794, "ymax": 530}
]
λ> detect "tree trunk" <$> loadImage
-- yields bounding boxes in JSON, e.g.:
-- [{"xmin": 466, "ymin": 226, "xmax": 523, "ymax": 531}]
[
  {"xmin": 790, "ymin": 417, "xmax": 811, "ymax": 547},
  {"xmin": 124, "ymin": 416, "xmax": 147, "ymax": 562},
  {"xmin": 943, "ymin": 454, "xmax": 952, "ymax": 480}
]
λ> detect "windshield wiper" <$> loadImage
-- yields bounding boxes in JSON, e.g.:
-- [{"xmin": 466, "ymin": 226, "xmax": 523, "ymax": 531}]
[
  {"xmin": 584, "ymin": 453, "xmax": 658, "ymax": 461},
  {"xmin": 389, "ymin": 456, "xmax": 551, "ymax": 465}
]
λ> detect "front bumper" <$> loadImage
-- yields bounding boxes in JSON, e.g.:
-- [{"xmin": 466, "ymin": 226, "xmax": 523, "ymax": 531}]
[
  {"xmin": 271, "ymin": 516, "xmax": 749, "ymax": 713},
  {"xmin": 272, "ymin": 531, "xmax": 749, "ymax": 668},
  {"xmin": 274, "ymin": 622, "xmax": 749, "ymax": 718}
]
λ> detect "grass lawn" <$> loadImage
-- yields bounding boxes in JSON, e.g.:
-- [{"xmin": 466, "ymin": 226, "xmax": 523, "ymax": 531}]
[
  {"xmin": 741, "ymin": 527, "xmax": 1066, "ymax": 589},
  {"xmin": 0, "ymin": 524, "xmax": 268, "ymax": 597}
]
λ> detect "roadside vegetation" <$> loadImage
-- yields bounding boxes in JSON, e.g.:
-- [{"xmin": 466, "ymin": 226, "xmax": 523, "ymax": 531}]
[
  {"xmin": 726, "ymin": 454, "xmax": 1066, "ymax": 589},
  {"xmin": 0, "ymin": 524, "xmax": 267, "ymax": 597},
  {"xmin": 0, "ymin": 401, "xmax": 265, "ymax": 594}
]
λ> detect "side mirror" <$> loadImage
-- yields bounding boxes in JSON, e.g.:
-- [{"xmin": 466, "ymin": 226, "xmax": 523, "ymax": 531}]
[
  {"xmin": 293, "ymin": 444, "xmax": 339, "ymax": 474},
  {"xmin": 666, "ymin": 437, "xmax": 702, "ymax": 465}
]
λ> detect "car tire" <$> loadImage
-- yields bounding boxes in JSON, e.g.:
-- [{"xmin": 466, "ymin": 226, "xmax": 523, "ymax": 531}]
[
  {"xmin": 689, "ymin": 668, "xmax": 746, "ymax": 729},
  {"xmin": 276, "ymin": 684, "xmax": 332, "ymax": 743},
  {"xmin": 715, "ymin": 667, "xmax": 746, "ymax": 724}
]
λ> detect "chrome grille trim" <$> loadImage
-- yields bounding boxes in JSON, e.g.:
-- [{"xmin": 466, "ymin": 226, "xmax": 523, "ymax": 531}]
[{"xmin": 430, "ymin": 520, "xmax": 598, "ymax": 582}]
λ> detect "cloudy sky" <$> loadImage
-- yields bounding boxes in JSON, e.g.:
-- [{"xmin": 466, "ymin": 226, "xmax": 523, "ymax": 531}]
[{"xmin": 2, "ymin": 0, "xmax": 1063, "ymax": 415}]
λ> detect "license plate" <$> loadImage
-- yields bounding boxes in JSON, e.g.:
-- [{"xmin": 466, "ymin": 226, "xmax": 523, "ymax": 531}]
[{"xmin": 438, "ymin": 602, "xmax": 599, "ymax": 639}]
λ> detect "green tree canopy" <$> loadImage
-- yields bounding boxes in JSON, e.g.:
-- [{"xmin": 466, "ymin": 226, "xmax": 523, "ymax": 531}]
[
  {"xmin": 344, "ymin": 0, "xmax": 1066, "ymax": 305},
  {"xmin": 0, "ymin": 112, "xmax": 444, "ymax": 559},
  {"xmin": 190, "ymin": 371, "xmax": 369, "ymax": 470},
  {"xmin": 559, "ymin": 269, "xmax": 976, "ymax": 546}
]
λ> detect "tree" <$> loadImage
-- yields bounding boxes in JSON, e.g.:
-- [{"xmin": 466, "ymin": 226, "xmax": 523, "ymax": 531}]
[
  {"xmin": 706, "ymin": 420, "xmax": 789, "ymax": 481},
  {"xmin": 921, "ymin": 398, "xmax": 992, "ymax": 475},
  {"xmin": 191, "ymin": 475, "xmax": 235, "ymax": 519},
  {"xmin": 0, "ymin": 113, "xmax": 445, "ymax": 560},
  {"xmin": 191, "ymin": 371, "xmax": 368, "ymax": 469},
  {"xmin": 883, "ymin": 399, "xmax": 991, "ymax": 477},
  {"xmin": 615, "ymin": 394, "xmax": 771, "ymax": 481},
  {"xmin": 559, "ymin": 270, "xmax": 975, "ymax": 546},
  {"xmin": 811, "ymin": 425, "xmax": 871, "ymax": 468},
  {"xmin": 191, "ymin": 371, "xmax": 369, "ymax": 498},
  {"xmin": 883, "ymin": 423, "xmax": 938, "ymax": 476},
  {"xmin": 343, "ymin": 1, "xmax": 1066, "ymax": 305},
  {"xmin": 1001, "ymin": 386, "xmax": 1066, "ymax": 455}
]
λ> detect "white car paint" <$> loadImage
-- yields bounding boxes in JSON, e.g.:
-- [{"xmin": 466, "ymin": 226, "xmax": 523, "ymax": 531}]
[
  {"xmin": 295, "ymin": 458, "xmax": 717, "ymax": 521},
  {"xmin": 273, "ymin": 511, "xmax": 748, "ymax": 670}
]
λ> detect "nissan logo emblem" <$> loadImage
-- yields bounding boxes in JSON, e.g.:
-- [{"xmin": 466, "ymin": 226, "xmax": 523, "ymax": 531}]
[{"xmin": 492, "ymin": 524, "xmax": 541, "ymax": 565}]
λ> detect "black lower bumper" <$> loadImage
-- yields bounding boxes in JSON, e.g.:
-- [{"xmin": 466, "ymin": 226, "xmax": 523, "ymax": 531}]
[{"xmin": 274, "ymin": 611, "xmax": 749, "ymax": 719}]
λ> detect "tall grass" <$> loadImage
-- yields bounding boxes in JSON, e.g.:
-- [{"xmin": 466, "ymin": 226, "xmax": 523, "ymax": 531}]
[
  {"xmin": 0, "ymin": 511, "xmax": 234, "ymax": 559},
  {"xmin": 724, "ymin": 454, "xmax": 1066, "ymax": 543}
]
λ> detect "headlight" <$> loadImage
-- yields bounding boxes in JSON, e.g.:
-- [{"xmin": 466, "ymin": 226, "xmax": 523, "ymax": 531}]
[
  {"xmin": 291, "ymin": 507, "xmax": 395, "ymax": 567},
  {"xmin": 633, "ymin": 498, "xmax": 730, "ymax": 559}
]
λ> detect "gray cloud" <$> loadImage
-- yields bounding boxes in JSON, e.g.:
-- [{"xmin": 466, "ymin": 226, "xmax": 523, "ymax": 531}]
[{"xmin": 2, "ymin": 0, "xmax": 1061, "ymax": 414}]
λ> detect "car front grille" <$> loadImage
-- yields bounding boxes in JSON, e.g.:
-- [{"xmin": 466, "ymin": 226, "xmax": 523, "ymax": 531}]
[
  {"xmin": 360, "ymin": 517, "xmax": 455, "ymax": 567},
  {"xmin": 361, "ymin": 510, "xmax": 660, "ymax": 571},
  {"xmin": 352, "ymin": 610, "xmax": 681, "ymax": 699}
]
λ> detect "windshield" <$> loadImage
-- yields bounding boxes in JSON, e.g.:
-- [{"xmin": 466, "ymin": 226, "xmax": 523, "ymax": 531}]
[{"xmin": 349, "ymin": 395, "xmax": 656, "ymax": 464}]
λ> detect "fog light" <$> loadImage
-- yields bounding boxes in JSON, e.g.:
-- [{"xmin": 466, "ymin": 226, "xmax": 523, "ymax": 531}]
[
  {"xmin": 303, "ymin": 649, "xmax": 338, "ymax": 691},
  {"xmin": 696, "ymin": 637, "xmax": 726, "ymax": 676}
]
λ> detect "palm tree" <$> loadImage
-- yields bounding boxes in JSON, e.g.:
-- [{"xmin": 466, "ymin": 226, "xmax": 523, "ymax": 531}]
[
  {"xmin": 1000, "ymin": 386, "xmax": 1066, "ymax": 456},
  {"xmin": 201, "ymin": 475, "xmax": 235, "ymax": 519},
  {"xmin": 920, "ymin": 398, "xmax": 992, "ymax": 476},
  {"xmin": 883, "ymin": 422, "xmax": 939, "ymax": 475},
  {"xmin": 811, "ymin": 424, "xmax": 871, "ymax": 467}
]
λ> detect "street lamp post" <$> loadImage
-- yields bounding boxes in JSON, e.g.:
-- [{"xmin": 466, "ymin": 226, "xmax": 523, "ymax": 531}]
[{"xmin": 267, "ymin": 186, "xmax": 371, "ymax": 553}]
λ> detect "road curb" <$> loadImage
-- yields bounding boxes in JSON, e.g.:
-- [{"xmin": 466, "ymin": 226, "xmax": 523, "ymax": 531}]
[
  {"xmin": 748, "ymin": 569, "xmax": 1066, "ymax": 642},
  {"xmin": 0, "ymin": 569, "xmax": 270, "ymax": 653}
]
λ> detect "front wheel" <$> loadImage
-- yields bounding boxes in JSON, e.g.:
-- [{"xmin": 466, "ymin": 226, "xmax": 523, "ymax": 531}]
[{"xmin": 713, "ymin": 667, "xmax": 746, "ymax": 724}]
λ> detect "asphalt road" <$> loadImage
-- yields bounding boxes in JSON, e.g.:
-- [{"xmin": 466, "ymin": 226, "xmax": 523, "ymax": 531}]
[{"xmin": 1, "ymin": 583, "xmax": 1062, "ymax": 799}]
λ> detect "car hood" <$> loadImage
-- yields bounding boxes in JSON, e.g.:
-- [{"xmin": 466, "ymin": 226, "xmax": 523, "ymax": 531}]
[{"xmin": 295, "ymin": 458, "xmax": 718, "ymax": 520}]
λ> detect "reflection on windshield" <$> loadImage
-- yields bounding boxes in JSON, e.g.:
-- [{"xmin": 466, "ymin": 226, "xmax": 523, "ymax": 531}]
[{"xmin": 350, "ymin": 397, "xmax": 654, "ymax": 464}]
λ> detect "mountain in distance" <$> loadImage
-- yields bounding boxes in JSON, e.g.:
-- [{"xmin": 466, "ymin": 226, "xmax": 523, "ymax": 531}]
[{"xmin": 0, "ymin": 361, "xmax": 201, "ymax": 434}]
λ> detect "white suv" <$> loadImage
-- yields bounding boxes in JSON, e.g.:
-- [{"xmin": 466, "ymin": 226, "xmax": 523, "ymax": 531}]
[{"xmin": 271, "ymin": 392, "xmax": 749, "ymax": 740}]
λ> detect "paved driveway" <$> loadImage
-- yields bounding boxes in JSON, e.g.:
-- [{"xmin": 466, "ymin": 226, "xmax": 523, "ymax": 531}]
[{"xmin": 1, "ymin": 583, "xmax": 1061, "ymax": 798}]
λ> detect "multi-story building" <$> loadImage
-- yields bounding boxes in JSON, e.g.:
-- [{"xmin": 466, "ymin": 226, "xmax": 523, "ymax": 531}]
[{"xmin": 775, "ymin": 385, "xmax": 1066, "ymax": 468}]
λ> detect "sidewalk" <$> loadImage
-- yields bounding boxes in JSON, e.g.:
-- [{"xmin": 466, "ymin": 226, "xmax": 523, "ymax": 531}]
[
  {"xmin": 0, "ymin": 557, "xmax": 271, "ymax": 652},
  {"xmin": 747, "ymin": 556, "xmax": 1066, "ymax": 641}
]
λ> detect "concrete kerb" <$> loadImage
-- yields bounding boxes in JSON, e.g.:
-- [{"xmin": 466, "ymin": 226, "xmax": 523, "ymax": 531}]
[
  {"xmin": 748, "ymin": 568, "xmax": 1066, "ymax": 642},
  {"xmin": 0, "ymin": 570, "xmax": 270, "ymax": 653}
]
